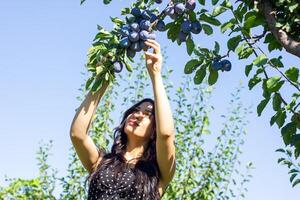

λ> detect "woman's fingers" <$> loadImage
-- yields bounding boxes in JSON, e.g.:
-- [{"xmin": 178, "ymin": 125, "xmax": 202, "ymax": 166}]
[
  {"xmin": 144, "ymin": 51, "xmax": 159, "ymax": 59},
  {"xmin": 144, "ymin": 39, "xmax": 161, "ymax": 54}
]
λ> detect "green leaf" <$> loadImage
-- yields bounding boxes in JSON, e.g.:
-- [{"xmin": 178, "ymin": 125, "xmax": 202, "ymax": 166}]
[
  {"xmin": 266, "ymin": 76, "xmax": 284, "ymax": 93},
  {"xmin": 236, "ymin": 44, "xmax": 254, "ymax": 59},
  {"xmin": 269, "ymin": 56, "xmax": 284, "ymax": 68},
  {"xmin": 277, "ymin": 157, "xmax": 285, "ymax": 164},
  {"xmin": 208, "ymin": 65, "xmax": 218, "ymax": 85},
  {"xmin": 277, "ymin": 110, "xmax": 287, "ymax": 128},
  {"xmin": 110, "ymin": 17, "xmax": 123, "ymax": 26},
  {"xmin": 253, "ymin": 55, "xmax": 268, "ymax": 67},
  {"xmin": 220, "ymin": 19, "xmax": 235, "ymax": 33},
  {"xmin": 80, "ymin": 0, "xmax": 86, "ymax": 5},
  {"xmin": 199, "ymin": 13, "xmax": 221, "ymax": 26},
  {"xmin": 184, "ymin": 59, "xmax": 201, "ymax": 74},
  {"xmin": 257, "ymin": 98, "xmax": 270, "ymax": 116},
  {"xmin": 194, "ymin": 65, "xmax": 206, "ymax": 84},
  {"xmin": 248, "ymin": 75, "xmax": 262, "ymax": 90},
  {"xmin": 244, "ymin": 11, "xmax": 266, "ymax": 29},
  {"xmin": 212, "ymin": 6, "xmax": 227, "ymax": 17},
  {"xmin": 91, "ymin": 76, "xmax": 103, "ymax": 92},
  {"xmin": 292, "ymin": 178, "xmax": 300, "ymax": 187},
  {"xmin": 290, "ymin": 173, "xmax": 298, "ymax": 183},
  {"xmin": 212, "ymin": 0, "xmax": 219, "ymax": 6},
  {"xmin": 227, "ymin": 35, "xmax": 242, "ymax": 51},
  {"xmin": 213, "ymin": 41, "xmax": 220, "ymax": 54},
  {"xmin": 221, "ymin": 0, "xmax": 233, "ymax": 9},
  {"xmin": 201, "ymin": 24, "xmax": 213, "ymax": 35},
  {"xmin": 85, "ymin": 76, "xmax": 95, "ymax": 91},
  {"xmin": 285, "ymin": 67, "xmax": 299, "ymax": 82},
  {"xmin": 275, "ymin": 148, "xmax": 286, "ymax": 153},
  {"xmin": 272, "ymin": 93, "xmax": 282, "ymax": 111},
  {"xmin": 281, "ymin": 122, "xmax": 297, "ymax": 145},
  {"xmin": 103, "ymin": 0, "xmax": 112, "ymax": 4},
  {"xmin": 264, "ymin": 33, "xmax": 283, "ymax": 52},
  {"xmin": 186, "ymin": 37, "xmax": 195, "ymax": 56},
  {"xmin": 245, "ymin": 63, "xmax": 253, "ymax": 77},
  {"xmin": 198, "ymin": 0, "xmax": 205, "ymax": 6}
]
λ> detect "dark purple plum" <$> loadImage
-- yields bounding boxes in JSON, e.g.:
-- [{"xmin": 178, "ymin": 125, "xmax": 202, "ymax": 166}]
[
  {"xmin": 185, "ymin": 0, "xmax": 196, "ymax": 11},
  {"xmin": 141, "ymin": 10, "xmax": 151, "ymax": 20},
  {"xmin": 126, "ymin": 49, "xmax": 136, "ymax": 58},
  {"xmin": 156, "ymin": 20, "xmax": 166, "ymax": 31},
  {"xmin": 174, "ymin": 3, "xmax": 185, "ymax": 15},
  {"xmin": 130, "ymin": 42, "xmax": 142, "ymax": 52},
  {"xmin": 165, "ymin": 6, "xmax": 175, "ymax": 16},
  {"xmin": 191, "ymin": 21, "xmax": 202, "ymax": 34},
  {"xmin": 120, "ymin": 37, "xmax": 131, "ymax": 48},
  {"xmin": 128, "ymin": 31, "xmax": 140, "ymax": 42},
  {"xmin": 148, "ymin": 33, "xmax": 156, "ymax": 40},
  {"xmin": 120, "ymin": 25, "xmax": 130, "ymax": 37},
  {"xmin": 131, "ymin": 7, "xmax": 141, "ymax": 17},
  {"xmin": 178, "ymin": 31, "xmax": 188, "ymax": 42},
  {"xmin": 212, "ymin": 60, "xmax": 222, "ymax": 71},
  {"xmin": 150, "ymin": 13, "xmax": 158, "ymax": 23},
  {"xmin": 139, "ymin": 30, "xmax": 149, "ymax": 40},
  {"xmin": 139, "ymin": 20, "xmax": 151, "ymax": 31},
  {"xmin": 129, "ymin": 22, "xmax": 140, "ymax": 32},
  {"xmin": 220, "ymin": 59, "xmax": 232, "ymax": 71},
  {"xmin": 113, "ymin": 61, "xmax": 123, "ymax": 73},
  {"xmin": 181, "ymin": 20, "xmax": 192, "ymax": 33},
  {"xmin": 139, "ymin": 40, "xmax": 148, "ymax": 51}
]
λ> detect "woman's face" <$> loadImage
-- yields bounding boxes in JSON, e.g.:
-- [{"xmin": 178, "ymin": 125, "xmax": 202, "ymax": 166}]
[{"xmin": 124, "ymin": 101, "xmax": 155, "ymax": 140}]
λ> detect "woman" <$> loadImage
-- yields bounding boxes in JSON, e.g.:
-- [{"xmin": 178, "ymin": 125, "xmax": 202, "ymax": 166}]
[{"xmin": 70, "ymin": 39, "xmax": 176, "ymax": 199}]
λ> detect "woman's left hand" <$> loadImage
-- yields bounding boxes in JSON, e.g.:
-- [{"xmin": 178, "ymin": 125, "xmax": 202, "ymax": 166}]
[{"xmin": 144, "ymin": 39, "xmax": 163, "ymax": 80}]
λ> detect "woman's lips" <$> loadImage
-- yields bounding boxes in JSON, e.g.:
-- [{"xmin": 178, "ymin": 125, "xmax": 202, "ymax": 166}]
[{"xmin": 128, "ymin": 120, "xmax": 139, "ymax": 126}]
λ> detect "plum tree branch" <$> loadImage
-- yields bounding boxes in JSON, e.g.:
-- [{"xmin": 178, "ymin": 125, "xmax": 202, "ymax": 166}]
[{"xmin": 261, "ymin": 0, "xmax": 300, "ymax": 58}]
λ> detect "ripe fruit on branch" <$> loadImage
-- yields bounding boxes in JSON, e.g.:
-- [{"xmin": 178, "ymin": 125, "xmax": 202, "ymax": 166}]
[
  {"xmin": 174, "ymin": 3, "xmax": 185, "ymax": 15},
  {"xmin": 130, "ymin": 42, "xmax": 142, "ymax": 52},
  {"xmin": 212, "ymin": 59, "xmax": 222, "ymax": 71},
  {"xmin": 181, "ymin": 20, "xmax": 192, "ymax": 34},
  {"xmin": 113, "ymin": 61, "xmax": 123, "ymax": 73},
  {"xmin": 178, "ymin": 31, "xmax": 188, "ymax": 42},
  {"xmin": 185, "ymin": 0, "xmax": 196, "ymax": 11},
  {"xmin": 126, "ymin": 49, "xmax": 136, "ymax": 58},
  {"xmin": 128, "ymin": 31, "xmax": 140, "ymax": 42},
  {"xmin": 131, "ymin": 7, "xmax": 141, "ymax": 17},
  {"xmin": 139, "ymin": 19, "xmax": 151, "ymax": 31},
  {"xmin": 191, "ymin": 21, "xmax": 202, "ymax": 34},
  {"xmin": 156, "ymin": 20, "xmax": 166, "ymax": 31},
  {"xmin": 120, "ymin": 37, "xmax": 131, "ymax": 48},
  {"xmin": 219, "ymin": 59, "xmax": 232, "ymax": 71},
  {"xmin": 129, "ymin": 22, "xmax": 140, "ymax": 32}
]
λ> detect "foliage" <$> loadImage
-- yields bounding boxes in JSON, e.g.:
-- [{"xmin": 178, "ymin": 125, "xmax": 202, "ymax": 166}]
[
  {"xmin": 0, "ymin": 140, "xmax": 57, "ymax": 200},
  {"xmin": 80, "ymin": 0, "xmax": 300, "ymax": 186}
]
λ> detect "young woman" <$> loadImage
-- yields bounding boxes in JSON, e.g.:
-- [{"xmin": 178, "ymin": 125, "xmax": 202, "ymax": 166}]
[{"xmin": 70, "ymin": 39, "xmax": 176, "ymax": 199}]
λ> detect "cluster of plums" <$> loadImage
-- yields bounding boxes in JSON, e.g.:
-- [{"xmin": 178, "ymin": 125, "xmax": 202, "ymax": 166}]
[
  {"xmin": 118, "ymin": 7, "xmax": 167, "ymax": 59},
  {"xmin": 164, "ymin": 0, "xmax": 202, "ymax": 42},
  {"xmin": 212, "ymin": 59, "xmax": 232, "ymax": 72}
]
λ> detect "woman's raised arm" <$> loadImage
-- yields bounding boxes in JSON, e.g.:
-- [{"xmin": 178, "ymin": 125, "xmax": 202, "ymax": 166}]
[{"xmin": 69, "ymin": 78, "xmax": 109, "ymax": 174}]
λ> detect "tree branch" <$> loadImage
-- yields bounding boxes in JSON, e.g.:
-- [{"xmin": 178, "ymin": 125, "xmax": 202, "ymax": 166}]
[{"xmin": 261, "ymin": 0, "xmax": 300, "ymax": 58}]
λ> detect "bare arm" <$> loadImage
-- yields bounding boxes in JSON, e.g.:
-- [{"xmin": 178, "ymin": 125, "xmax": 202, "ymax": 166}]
[{"xmin": 70, "ymin": 78, "xmax": 110, "ymax": 174}]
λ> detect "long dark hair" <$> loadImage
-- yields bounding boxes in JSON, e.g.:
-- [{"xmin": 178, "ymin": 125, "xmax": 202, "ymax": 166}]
[{"xmin": 85, "ymin": 98, "xmax": 161, "ymax": 199}]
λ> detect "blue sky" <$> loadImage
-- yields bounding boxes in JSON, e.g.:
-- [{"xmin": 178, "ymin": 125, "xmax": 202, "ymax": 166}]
[{"xmin": 0, "ymin": 0, "xmax": 299, "ymax": 199}]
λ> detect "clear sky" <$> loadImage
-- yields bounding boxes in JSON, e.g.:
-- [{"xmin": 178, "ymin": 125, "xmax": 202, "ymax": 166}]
[{"xmin": 0, "ymin": 0, "xmax": 299, "ymax": 199}]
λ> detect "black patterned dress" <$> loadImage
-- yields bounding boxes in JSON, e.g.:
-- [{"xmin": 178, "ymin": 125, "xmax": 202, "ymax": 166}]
[{"xmin": 87, "ymin": 165, "xmax": 144, "ymax": 200}]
